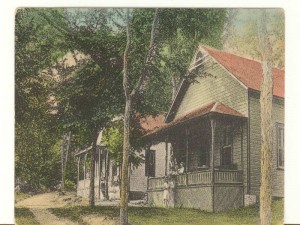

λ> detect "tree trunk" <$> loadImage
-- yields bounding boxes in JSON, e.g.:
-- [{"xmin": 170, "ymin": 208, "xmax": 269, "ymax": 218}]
[
  {"xmin": 171, "ymin": 74, "xmax": 178, "ymax": 101},
  {"xmin": 61, "ymin": 133, "xmax": 65, "ymax": 192},
  {"xmin": 120, "ymin": 96, "xmax": 131, "ymax": 225},
  {"xmin": 89, "ymin": 127, "xmax": 99, "ymax": 207},
  {"xmin": 258, "ymin": 10, "xmax": 273, "ymax": 225},
  {"xmin": 120, "ymin": 9, "xmax": 159, "ymax": 225},
  {"xmin": 60, "ymin": 132, "xmax": 71, "ymax": 192},
  {"xmin": 105, "ymin": 150, "xmax": 110, "ymax": 200}
]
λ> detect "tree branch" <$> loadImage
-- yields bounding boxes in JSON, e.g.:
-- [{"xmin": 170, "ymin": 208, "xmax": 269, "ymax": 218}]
[
  {"xmin": 123, "ymin": 9, "xmax": 131, "ymax": 99},
  {"xmin": 131, "ymin": 8, "xmax": 160, "ymax": 98}
]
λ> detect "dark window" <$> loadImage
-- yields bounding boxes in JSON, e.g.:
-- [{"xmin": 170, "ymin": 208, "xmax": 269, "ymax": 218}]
[
  {"xmin": 221, "ymin": 125, "xmax": 233, "ymax": 166},
  {"xmin": 145, "ymin": 150, "xmax": 155, "ymax": 177},
  {"xmin": 277, "ymin": 124, "xmax": 284, "ymax": 168}
]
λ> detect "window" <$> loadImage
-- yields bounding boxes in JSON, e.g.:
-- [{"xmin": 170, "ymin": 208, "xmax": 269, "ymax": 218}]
[
  {"xmin": 221, "ymin": 125, "xmax": 233, "ymax": 166},
  {"xmin": 277, "ymin": 124, "xmax": 284, "ymax": 169},
  {"xmin": 145, "ymin": 150, "xmax": 156, "ymax": 177}
]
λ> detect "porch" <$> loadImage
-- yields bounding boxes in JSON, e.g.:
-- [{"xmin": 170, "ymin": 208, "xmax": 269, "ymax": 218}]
[
  {"xmin": 145, "ymin": 102, "xmax": 247, "ymax": 212},
  {"xmin": 147, "ymin": 170, "xmax": 243, "ymax": 212}
]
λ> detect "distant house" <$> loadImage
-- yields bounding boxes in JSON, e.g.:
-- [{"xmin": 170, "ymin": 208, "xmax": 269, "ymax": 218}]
[
  {"xmin": 75, "ymin": 45, "xmax": 284, "ymax": 212},
  {"xmin": 74, "ymin": 115, "xmax": 166, "ymax": 201},
  {"xmin": 145, "ymin": 45, "xmax": 284, "ymax": 212}
]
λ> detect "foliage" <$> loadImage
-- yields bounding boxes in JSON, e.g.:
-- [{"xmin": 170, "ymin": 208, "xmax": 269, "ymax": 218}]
[
  {"xmin": 64, "ymin": 179, "xmax": 76, "ymax": 191},
  {"xmin": 15, "ymin": 8, "xmax": 72, "ymax": 191},
  {"xmin": 15, "ymin": 124, "xmax": 61, "ymax": 190},
  {"xmin": 102, "ymin": 117, "xmax": 145, "ymax": 168},
  {"xmin": 223, "ymin": 9, "xmax": 284, "ymax": 68}
]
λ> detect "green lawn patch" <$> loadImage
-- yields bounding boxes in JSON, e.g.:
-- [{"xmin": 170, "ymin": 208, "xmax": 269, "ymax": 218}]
[
  {"xmin": 50, "ymin": 199, "xmax": 283, "ymax": 225},
  {"xmin": 50, "ymin": 206, "xmax": 119, "ymax": 225},
  {"xmin": 15, "ymin": 207, "xmax": 39, "ymax": 225},
  {"xmin": 15, "ymin": 192, "xmax": 31, "ymax": 203}
]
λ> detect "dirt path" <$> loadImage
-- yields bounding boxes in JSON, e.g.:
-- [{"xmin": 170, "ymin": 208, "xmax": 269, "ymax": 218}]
[
  {"xmin": 30, "ymin": 208, "xmax": 78, "ymax": 225},
  {"xmin": 16, "ymin": 192, "xmax": 116, "ymax": 225}
]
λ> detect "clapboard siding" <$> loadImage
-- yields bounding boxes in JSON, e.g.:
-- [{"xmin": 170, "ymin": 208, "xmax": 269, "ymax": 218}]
[
  {"xmin": 174, "ymin": 57, "xmax": 248, "ymax": 120},
  {"xmin": 249, "ymin": 91, "xmax": 284, "ymax": 197},
  {"xmin": 130, "ymin": 143, "xmax": 168, "ymax": 192}
]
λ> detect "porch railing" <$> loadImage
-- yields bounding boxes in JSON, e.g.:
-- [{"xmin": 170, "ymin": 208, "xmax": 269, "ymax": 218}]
[
  {"xmin": 147, "ymin": 177, "xmax": 165, "ymax": 190},
  {"xmin": 214, "ymin": 170, "xmax": 243, "ymax": 184},
  {"xmin": 147, "ymin": 170, "xmax": 243, "ymax": 190}
]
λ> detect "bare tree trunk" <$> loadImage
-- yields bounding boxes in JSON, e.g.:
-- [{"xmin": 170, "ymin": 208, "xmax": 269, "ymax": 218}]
[
  {"xmin": 105, "ymin": 150, "xmax": 110, "ymax": 200},
  {"xmin": 120, "ymin": 9, "xmax": 160, "ymax": 225},
  {"xmin": 61, "ymin": 134, "xmax": 65, "ymax": 192},
  {"xmin": 64, "ymin": 131, "xmax": 71, "ymax": 181},
  {"xmin": 171, "ymin": 74, "xmax": 178, "ymax": 101},
  {"xmin": 89, "ymin": 127, "xmax": 99, "ymax": 207},
  {"xmin": 258, "ymin": 10, "xmax": 273, "ymax": 225},
  {"xmin": 120, "ymin": 97, "xmax": 131, "ymax": 225},
  {"xmin": 61, "ymin": 131, "xmax": 71, "ymax": 193}
]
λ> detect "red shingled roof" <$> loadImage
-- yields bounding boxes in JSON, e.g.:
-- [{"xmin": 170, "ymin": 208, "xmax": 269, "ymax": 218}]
[
  {"xmin": 140, "ymin": 114, "xmax": 165, "ymax": 132},
  {"xmin": 202, "ymin": 46, "xmax": 284, "ymax": 98},
  {"xmin": 145, "ymin": 102, "xmax": 245, "ymax": 136}
]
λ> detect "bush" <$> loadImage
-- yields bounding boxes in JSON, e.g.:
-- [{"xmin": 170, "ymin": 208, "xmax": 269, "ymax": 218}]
[{"xmin": 65, "ymin": 179, "xmax": 76, "ymax": 191}]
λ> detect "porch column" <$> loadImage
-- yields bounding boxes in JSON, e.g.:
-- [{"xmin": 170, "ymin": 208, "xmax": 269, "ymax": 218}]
[
  {"xmin": 84, "ymin": 154, "xmax": 87, "ymax": 180},
  {"xmin": 165, "ymin": 136, "xmax": 168, "ymax": 176},
  {"xmin": 98, "ymin": 147, "xmax": 101, "ymax": 199},
  {"xmin": 210, "ymin": 117, "xmax": 216, "ymax": 213},
  {"xmin": 185, "ymin": 128, "xmax": 189, "ymax": 173},
  {"xmin": 210, "ymin": 118, "xmax": 216, "ymax": 178},
  {"xmin": 77, "ymin": 156, "xmax": 81, "ymax": 183}
]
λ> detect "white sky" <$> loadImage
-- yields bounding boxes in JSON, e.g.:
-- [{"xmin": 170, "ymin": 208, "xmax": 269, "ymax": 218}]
[{"xmin": 1, "ymin": 0, "xmax": 300, "ymax": 224}]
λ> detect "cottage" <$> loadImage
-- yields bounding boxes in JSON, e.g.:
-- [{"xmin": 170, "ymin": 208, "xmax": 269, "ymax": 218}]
[
  {"xmin": 144, "ymin": 45, "xmax": 284, "ymax": 212},
  {"xmin": 75, "ymin": 45, "xmax": 284, "ymax": 212},
  {"xmin": 75, "ymin": 116, "xmax": 166, "ymax": 201}
]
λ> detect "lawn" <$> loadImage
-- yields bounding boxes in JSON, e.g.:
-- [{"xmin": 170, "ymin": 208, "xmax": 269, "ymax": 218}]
[
  {"xmin": 15, "ymin": 207, "xmax": 40, "ymax": 225},
  {"xmin": 15, "ymin": 192, "xmax": 31, "ymax": 203},
  {"xmin": 50, "ymin": 199, "xmax": 283, "ymax": 225}
]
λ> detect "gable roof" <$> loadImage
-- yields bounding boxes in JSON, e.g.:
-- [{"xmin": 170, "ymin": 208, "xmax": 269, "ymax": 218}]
[
  {"xmin": 202, "ymin": 46, "xmax": 284, "ymax": 98},
  {"xmin": 145, "ymin": 101, "xmax": 245, "ymax": 137},
  {"xmin": 165, "ymin": 45, "xmax": 285, "ymax": 123}
]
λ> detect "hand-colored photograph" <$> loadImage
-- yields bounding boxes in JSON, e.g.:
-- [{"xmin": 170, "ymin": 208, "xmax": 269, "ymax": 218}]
[{"xmin": 15, "ymin": 8, "xmax": 284, "ymax": 225}]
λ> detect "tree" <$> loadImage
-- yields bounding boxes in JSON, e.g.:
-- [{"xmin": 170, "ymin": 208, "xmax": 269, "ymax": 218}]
[
  {"xmin": 118, "ymin": 8, "xmax": 160, "ymax": 224},
  {"xmin": 116, "ymin": 8, "xmax": 227, "ymax": 224},
  {"xmin": 223, "ymin": 9, "xmax": 284, "ymax": 68},
  {"xmin": 15, "ymin": 8, "xmax": 70, "ymax": 191},
  {"xmin": 258, "ymin": 10, "xmax": 274, "ymax": 225}
]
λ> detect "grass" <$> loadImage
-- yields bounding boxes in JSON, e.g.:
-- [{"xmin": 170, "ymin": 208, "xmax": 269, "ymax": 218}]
[
  {"xmin": 15, "ymin": 207, "xmax": 40, "ymax": 225},
  {"xmin": 15, "ymin": 192, "xmax": 31, "ymax": 203},
  {"xmin": 50, "ymin": 206, "xmax": 118, "ymax": 225},
  {"xmin": 50, "ymin": 199, "xmax": 283, "ymax": 225}
]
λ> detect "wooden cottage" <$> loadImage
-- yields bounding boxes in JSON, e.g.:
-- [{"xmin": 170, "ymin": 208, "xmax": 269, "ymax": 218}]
[
  {"xmin": 75, "ymin": 45, "xmax": 284, "ymax": 212},
  {"xmin": 144, "ymin": 45, "xmax": 284, "ymax": 212},
  {"xmin": 74, "ymin": 116, "xmax": 167, "ymax": 201}
]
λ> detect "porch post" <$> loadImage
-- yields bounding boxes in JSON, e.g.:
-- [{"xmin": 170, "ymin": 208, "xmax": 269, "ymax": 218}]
[
  {"xmin": 98, "ymin": 147, "xmax": 101, "ymax": 199},
  {"xmin": 210, "ymin": 117, "xmax": 216, "ymax": 213},
  {"xmin": 77, "ymin": 155, "xmax": 81, "ymax": 183},
  {"xmin": 185, "ymin": 128, "xmax": 189, "ymax": 186},
  {"xmin": 165, "ymin": 135, "xmax": 168, "ymax": 176},
  {"xmin": 84, "ymin": 154, "xmax": 87, "ymax": 180},
  {"xmin": 185, "ymin": 128, "xmax": 189, "ymax": 173}
]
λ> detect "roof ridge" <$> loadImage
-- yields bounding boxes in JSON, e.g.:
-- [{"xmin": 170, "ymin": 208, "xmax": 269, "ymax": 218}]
[{"xmin": 201, "ymin": 45, "xmax": 285, "ymax": 72}]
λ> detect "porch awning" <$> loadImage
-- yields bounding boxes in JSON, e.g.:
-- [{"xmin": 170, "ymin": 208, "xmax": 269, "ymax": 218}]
[{"xmin": 144, "ymin": 101, "xmax": 245, "ymax": 138}]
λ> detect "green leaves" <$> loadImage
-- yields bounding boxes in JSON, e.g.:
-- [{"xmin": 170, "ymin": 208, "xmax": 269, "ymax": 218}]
[{"xmin": 102, "ymin": 117, "xmax": 145, "ymax": 167}]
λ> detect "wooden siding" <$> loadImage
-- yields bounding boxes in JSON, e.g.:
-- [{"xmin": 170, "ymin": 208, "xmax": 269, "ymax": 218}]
[
  {"xmin": 174, "ymin": 57, "xmax": 248, "ymax": 120},
  {"xmin": 249, "ymin": 91, "xmax": 284, "ymax": 197},
  {"xmin": 130, "ymin": 143, "xmax": 169, "ymax": 192},
  {"xmin": 213, "ymin": 185, "xmax": 244, "ymax": 212}
]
